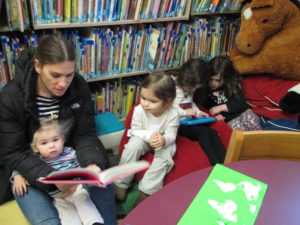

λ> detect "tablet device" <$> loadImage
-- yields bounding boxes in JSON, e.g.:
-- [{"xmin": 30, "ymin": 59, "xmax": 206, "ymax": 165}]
[{"xmin": 180, "ymin": 117, "xmax": 216, "ymax": 125}]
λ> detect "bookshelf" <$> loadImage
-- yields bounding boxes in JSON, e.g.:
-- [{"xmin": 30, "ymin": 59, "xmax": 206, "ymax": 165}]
[{"xmin": 0, "ymin": 0, "xmax": 241, "ymax": 118}]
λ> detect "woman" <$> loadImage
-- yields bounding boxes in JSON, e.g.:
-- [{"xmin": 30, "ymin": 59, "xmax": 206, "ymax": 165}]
[{"xmin": 0, "ymin": 35, "xmax": 116, "ymax": 225}]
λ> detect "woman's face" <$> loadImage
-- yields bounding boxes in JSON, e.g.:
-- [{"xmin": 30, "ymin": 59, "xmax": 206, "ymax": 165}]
[{"xmin": 35, "ymin": 60, "xmax": 75, "ymax": 98}]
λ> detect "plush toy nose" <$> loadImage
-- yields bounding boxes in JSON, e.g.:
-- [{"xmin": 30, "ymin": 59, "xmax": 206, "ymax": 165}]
[{"xmin": 247, "ymin": 43, "xmax": 251, "ymax": 47}]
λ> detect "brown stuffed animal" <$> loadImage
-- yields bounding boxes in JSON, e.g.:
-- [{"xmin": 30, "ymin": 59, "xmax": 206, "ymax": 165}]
[{"xmin": 229, "ymin": 0, "xmax": 300, "ymax": 80}]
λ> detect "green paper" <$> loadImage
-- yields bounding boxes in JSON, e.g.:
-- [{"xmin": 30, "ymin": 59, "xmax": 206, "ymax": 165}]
[{"xmin": 178, "ymin": 164, "xmax": 268, "ymax": 225}]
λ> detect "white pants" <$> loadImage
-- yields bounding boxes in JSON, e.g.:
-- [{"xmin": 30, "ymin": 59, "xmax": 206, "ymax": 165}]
[
  {"xmin": 115, "ymin": 136, "xmax": 176, "ymax": 195},
  {"xmin": 54, "ymin": 185, "xmax": 104, "ymax": 225}
]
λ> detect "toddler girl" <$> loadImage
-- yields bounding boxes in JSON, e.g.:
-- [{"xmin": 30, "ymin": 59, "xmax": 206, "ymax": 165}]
[
  {"xmin": 114, "ymin": 72, "xmax": 179, "ymax": 206},
  {"xmin": 12, "ymin": 116, "xmax": 104, "ymax": 225}
]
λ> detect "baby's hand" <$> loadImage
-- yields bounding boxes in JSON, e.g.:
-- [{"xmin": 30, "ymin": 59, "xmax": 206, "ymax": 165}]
[
  {"xmin": 150, "ymin": 132, "xmax": 165, "ymax": 151},
  {"xmin": 13, "ymin": 175, "xmax": 30, "ymax": 196}
]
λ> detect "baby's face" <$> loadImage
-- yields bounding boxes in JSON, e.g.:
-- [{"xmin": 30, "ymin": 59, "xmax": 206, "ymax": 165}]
[
  {"xmin": 35, "ymin": 126, "xmax": 64, "ymax": 159},
  {"xmin": 209, "ymin": 74, "xmax": 224, "ymax": 91}
]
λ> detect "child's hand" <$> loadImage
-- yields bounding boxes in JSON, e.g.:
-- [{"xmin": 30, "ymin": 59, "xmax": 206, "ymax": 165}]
[
  {"xmin": 150, "ymin": 132, "xmax": 166, "ymax": 151},
  {"xmin": 197, "ymin": 111, "xmax": 209, "ymax": 118},
  {"xmin": 13, "ymin": 175, "xmax": 30, "ymax": 196},
  {"xmin": 55, "ymin": 183, "xmax": 79, "ymax": 198},
  {"xmin": 185, "ymin": 108, "xmax": 197, "ymax": 116},
  {"xmin": 215, "ymin": 114, "xmax": 226, "ymax": 121},
  {"xmin": 209, "ymin": 104, "xmax": 228, "ymax": 116}
]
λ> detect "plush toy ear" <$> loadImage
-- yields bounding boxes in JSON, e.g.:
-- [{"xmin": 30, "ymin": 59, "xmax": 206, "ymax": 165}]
[
  {"xmin": 279, "ymin": 84, "xmax": 300, "ymax": 113},
  {"xmin": 249, "ymin": 0, "xmax": 274, "ymax": 8}
]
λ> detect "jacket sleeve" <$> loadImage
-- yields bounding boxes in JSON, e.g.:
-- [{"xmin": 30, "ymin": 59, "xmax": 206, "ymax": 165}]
[
  {"xmin": 70, "ymin": 78, "xmax": 108, "ymax": 170},
  {"xmin": 226, "ymin": 91, "xmax": 250, "ymax": 114},
  {"xmin": 0, "ymin": 89, "xmax": 56, "ymax": 192}
]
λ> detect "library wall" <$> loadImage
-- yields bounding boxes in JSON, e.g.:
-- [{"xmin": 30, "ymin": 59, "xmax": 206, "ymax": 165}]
[{"xmin": 0, "ymin": 0, "xmax": 241, "ymax": 119}]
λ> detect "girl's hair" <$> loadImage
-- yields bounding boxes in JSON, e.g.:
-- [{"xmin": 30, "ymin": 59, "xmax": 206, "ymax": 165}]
[
  {"xmin": 172, "ymin": 58, "xmax": 208, "ymax": 88},
  {"xmin": 208, "ymin": 55, "xmax": 241, "ymax": 98},
  {"xmin": 141, "ymin": 72, "xmax": 176, "ymax": 103},
  {"xmin": 34, "ymin": 35, "xmax": 75, "ymax": 67},
  {"xmin": 31, "ymin": 115, "xmax": 70, "ymax": 148}
]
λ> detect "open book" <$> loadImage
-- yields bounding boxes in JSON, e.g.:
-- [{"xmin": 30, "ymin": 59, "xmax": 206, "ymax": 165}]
[{"xmin": 37, "ymin": 161, "xmax": 150, "ymax": 186}]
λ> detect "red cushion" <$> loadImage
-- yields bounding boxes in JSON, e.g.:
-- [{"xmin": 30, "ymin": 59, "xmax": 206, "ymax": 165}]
[
  {"xmin": 119, "ymin": 104, "xmax": 231, "ymax": 185},
  {"xmin": 242, "ymin": 75, "xmax": 299, "ymax": 119}
]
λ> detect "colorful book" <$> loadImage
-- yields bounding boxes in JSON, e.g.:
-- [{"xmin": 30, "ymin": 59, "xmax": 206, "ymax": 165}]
[
  {"xmin": 178, "ymin": 164, "xmax": 268, "ymax": 225},
  {"xmin": 37, "ymin": 160, "xmax": 150, "ymax": 186}
]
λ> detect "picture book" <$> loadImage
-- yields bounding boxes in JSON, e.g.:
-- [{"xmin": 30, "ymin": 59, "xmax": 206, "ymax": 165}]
[
  {"xmin": 37, "ymin": 160, "xmax": 150, "ymax": 186},
  {"xmin": 179, "ymin": 117, "xmax": 216, "ymax": 125},
  {"xmin": 178, "ymin": 164, "xmax": 268, "ymax": 225}
]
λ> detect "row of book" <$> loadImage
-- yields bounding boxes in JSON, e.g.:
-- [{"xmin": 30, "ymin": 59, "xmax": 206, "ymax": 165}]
[
  {"xmin": 2, "ymin": 0, "xmax": 30, "ymax": 31},
  {"xmin": 90, "ymin": 78, "xmax": 142, "ymax": 118},
  {"xmin": 30, "ymin": 0, "xmax": 188, "ymax": 25},
  {"xmin": 192, "ymin": 0, "xmax": 242, "ymax": 13},
  {"xmin": 0, "ymin": 17, "xmax": 240, "ymax": 88}
]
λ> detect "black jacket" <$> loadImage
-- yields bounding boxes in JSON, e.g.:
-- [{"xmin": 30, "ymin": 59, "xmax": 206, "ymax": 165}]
[
  {"xmin": 203, "ymin": 87, "xmax": 250, "ymax": 122},
  {"xmin": 0, "ymin": 48, "xmax": 107, "ymax": 203}
]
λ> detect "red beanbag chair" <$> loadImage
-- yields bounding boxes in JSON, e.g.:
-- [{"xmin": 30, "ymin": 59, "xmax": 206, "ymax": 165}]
[
  {"xmin": 242, "ymin": 75, "xmax": 299, "ymax": 119},
  {"xmin": 119, "ymin": 104, "xmax": 232, "ymax": 185}
]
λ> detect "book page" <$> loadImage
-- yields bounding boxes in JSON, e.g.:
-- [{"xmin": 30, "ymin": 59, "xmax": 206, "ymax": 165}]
[{"xmin": 99, "ymin": 161, "xmax": 150, "ymax": 184}]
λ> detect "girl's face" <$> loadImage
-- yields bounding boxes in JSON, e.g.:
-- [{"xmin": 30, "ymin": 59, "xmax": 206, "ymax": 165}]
[
  {"xmin": 209, "ymin": 74, "xmax": 224, "ymax": 91},
  {"xmin": 35, "ymin": 60, "xmax": 75, "ymax": 98},
  {"xmin": 140, "ymin": 87, "xmax": 170, "ymax": 117},
  {"xmin": 33, "ymin": 125, "xmax": 64, "ymax": 159}
]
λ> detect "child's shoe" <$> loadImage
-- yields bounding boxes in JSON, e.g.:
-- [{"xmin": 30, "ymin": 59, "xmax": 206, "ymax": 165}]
[
  {"xmin": 133, "ymin": 191, "xmax": 149, "ymax": 208},
  {"xmin": 114, "ymin": 184, "xmax": 127, "ymax": 201}
]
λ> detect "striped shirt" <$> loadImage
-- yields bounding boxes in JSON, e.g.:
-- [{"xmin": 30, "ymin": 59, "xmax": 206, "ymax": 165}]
[
  {"xmin": 38, "ymin": 147, "xmax": 80, "ymax": 171},
  {"xmin": 36, "ymin": 96, "xmax": 60, "ymax": 119}
]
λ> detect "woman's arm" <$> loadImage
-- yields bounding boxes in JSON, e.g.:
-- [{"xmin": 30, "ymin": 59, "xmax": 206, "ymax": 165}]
[
  {"xmin": 70, "ymin": 77, "xmax": 107, "ymax": 169},
  {"xmin": 0, "ymin": 89, "xmax": 55, "ymax": 192}
]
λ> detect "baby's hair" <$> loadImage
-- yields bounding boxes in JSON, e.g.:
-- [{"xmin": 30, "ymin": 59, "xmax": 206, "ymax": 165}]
[
  {"xmin": 173, "ymin": 57, "xmax": 208, "ymax": 88},
  {"xmin": 208, "ymin": 55, "xmax": 242, "ymax": 98},
  {"xmin": 34, "ymin": 35, "xmax": 75, "ymax": 68},
  {"xmin": 141, "ymin": 72, "xmax": 176, "ymax": 103},
  {"xmin": 31, "ymin": 115, "xmax": 71, "ymax": 149}
]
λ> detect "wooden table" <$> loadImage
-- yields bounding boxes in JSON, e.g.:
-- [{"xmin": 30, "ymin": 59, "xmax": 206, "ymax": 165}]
[{"xmin": 121, "ymin": 160, "xmax": 300, "ymax": 225}]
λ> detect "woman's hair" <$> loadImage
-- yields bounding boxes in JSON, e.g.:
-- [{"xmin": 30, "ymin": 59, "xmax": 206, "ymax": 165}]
[
  {"xmin": 172, "ymin": 57, "xmax": 208, "ymax": 88},
  {"xmin": 34, "ymin": 35, "xmax": 75, "ymax": 67},
  {"xmin": 141, "ymin": 72, "xmax": 176, "ymax": 103},
  {"xmin": 208, "ymin": 55, "xmax": 242, "ymax": 98},
  {"xmin": 31, "ymin": 115, "xmax": 71, "ymax": 148}
]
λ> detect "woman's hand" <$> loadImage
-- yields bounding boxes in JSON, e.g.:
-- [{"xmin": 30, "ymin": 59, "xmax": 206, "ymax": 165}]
[
  {"xmin": 86, "ymin": 164, "xmax": 101, "ymax": 174},
  {"xmin": 12, "ymin": 175, "xmax": 30, "ymax": 196},
  {"xmin": 85, "ymin": 164, "xmax": 106, "ymax": 187}
]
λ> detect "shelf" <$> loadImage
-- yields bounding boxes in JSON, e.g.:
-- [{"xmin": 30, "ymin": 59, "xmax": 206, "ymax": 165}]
[
  {"xmin": 32, "ymin": 16, "xmax": 190, "ymax": 30},
  {"xmin": 191, "ymin": 11, "xmax": 240, "ymax": 16},
  {"xmin": 32, "ymin": 1, "xmax": 193, "ymax": 30},
  {"xmin": 86, "ymin": 67, "xmax": 178, "ymax": 83}
]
